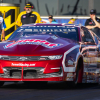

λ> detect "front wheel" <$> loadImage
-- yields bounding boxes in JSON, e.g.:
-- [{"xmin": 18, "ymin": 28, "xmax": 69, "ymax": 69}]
[
  {"xmin": 74, "ymin": 65, "xmax": 80, "ymax": 84},
  {"xmin": 74, "ymin": 61, "xmax": 83, "ymax": 85}
]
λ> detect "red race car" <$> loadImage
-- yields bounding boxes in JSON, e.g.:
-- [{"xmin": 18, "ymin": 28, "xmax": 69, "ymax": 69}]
[{"xmin": 0, "ymin": 23, "xmax": 100, "ymax": 86}]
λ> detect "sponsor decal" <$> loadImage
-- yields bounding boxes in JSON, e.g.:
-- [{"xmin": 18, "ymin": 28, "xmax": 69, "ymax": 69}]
[
  {"xmin": 0, "ymin": 17, "xmax": 3, "ymax": 20},
  {"xmin": 66, "ymin": 77, "xmax": 73, "ymax": 81},
  {"xmin": 4, "ymin": 39, "xmax": 62, "ymax": 49},
  {"xmin": 66, "ymin": 73, "xmax": 74, "ymax": 81},
  {"xmin": 89, "ymin": 22, "xmax": 93, "ymax": 24},
  {"xmin": 30, "ymin": 16, "xmax": 34, "ymax": 17},
  {"xmin": 86, "ymin": 68, "xmax": 97, "ymax": 72},
  {"xmin": 25, "ymin": 29, "xmax": 32, "ymax": 32},
  {"xmin": 87, "ymin": 80, "xmax": 96, "ymax": 83},
  {"xmin": 23, "ymin": 16, "xmax": 26, "ymax": 18},
  {"xmin": 11, "ymin": 63, "xmax": 35, "ymax": 67},
  {"xmin": 18, "ymin": 57, "xmax": 28, "ymax": 61},
  {"xmin": 17, "ymin": 29, "xmax": 23, "ymax": 32},
  {"xmin": 23, "ymin": 26, "xmax": 76, "ymax": 33},
  {"xmin": 32, "ymin": 28, "xmax": 75, "ymax": 32},
  {"xmin": 82, "ymin": 78, "xmax": 86, "ymax": 83},
  {"xmin": 51, "ymin": 36, "xmax": 58, "ymax": 40},
  {"xmin": 68, "ymin": 60, "xmax": 74, "ymax": 65},
  {"xmin": 67, "ymin": 73, "xmax": 73, "ymax": 77}
]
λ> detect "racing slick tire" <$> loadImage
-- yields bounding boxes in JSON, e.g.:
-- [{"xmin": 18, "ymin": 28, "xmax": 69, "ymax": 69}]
[
  {"xmin": 74, "ymin": 64, "xmax": 80, "ymax": 84},
  {"xmin": 66, "ymin": 58, "xmax": 83, "ymax": 87},
  {"xmin": 73, "ymin": 58, "xmax": 83, "ymax": 86},
  {"xmin": 0, "ymin": 81, "xmax": 4, "ymax": 87}
]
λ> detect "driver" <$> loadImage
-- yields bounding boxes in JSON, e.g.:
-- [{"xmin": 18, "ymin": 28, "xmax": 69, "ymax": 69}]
[{"xmin": 16, "ymin": 2, "xmax": 42, "ymax": 27}]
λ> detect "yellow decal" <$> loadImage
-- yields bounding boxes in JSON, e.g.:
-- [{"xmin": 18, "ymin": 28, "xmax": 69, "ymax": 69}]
[{"xmin": 30, "ymin": 16, "xmax": 34, "ymax": 17}]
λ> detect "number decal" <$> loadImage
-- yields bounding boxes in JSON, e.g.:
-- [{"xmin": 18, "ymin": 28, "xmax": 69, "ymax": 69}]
[{"xmin": 5, "ymin": 9, "xmax": 15, "ymax": 36}]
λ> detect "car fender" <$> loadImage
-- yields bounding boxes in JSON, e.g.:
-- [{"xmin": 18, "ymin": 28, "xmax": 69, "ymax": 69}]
[{"xmin": 62, "ymin": 45, "xmax": 83, "ymax": 72}]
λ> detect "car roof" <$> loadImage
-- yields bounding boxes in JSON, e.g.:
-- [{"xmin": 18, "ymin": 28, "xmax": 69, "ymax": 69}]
[{"xmin": 22, "ymin": 23, "xmax": 80, "ymax": 27}]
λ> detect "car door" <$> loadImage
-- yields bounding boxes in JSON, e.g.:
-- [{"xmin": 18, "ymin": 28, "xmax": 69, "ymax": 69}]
[
  {"xmin": 80, "ymin": 27, "xmax": 90, "ymax": 76},
  {"xmin": 81, "ymin": 27, "xmax": 98, "ymax": 82},
  {"xmin": 89, "ymin": 30, "xmax": 100, "ymax": 76}
]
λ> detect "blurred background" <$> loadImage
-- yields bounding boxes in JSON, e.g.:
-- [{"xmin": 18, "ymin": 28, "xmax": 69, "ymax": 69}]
[
  {"xmin": 0, "ymin": 0, "xmax": 100, "ymax": 25},
  {"xmin": 0, "ymin": 0, "xmax": 100, "ymax": 39},
  {"xmin": 0, "ymin": 0, "xmax": 100, "ymax": 16},
  {"xmin": 1, "ymin": 0, "xmax": 100, "ymax": 16}
]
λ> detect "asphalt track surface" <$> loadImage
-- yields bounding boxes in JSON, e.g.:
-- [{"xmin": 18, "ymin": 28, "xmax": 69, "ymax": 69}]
[{"xmin": 0, "ymin": 82, "xmax": 100, "ymax": 100}]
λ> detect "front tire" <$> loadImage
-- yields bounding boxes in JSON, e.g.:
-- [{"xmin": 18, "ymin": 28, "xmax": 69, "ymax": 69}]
[
  {"xmin": 74, "ymin": 64, "xmax": 80, "ymax": 84},
  {"xmin": 74, "ymin": 59, "xmax": 83, "ymax": 85}
]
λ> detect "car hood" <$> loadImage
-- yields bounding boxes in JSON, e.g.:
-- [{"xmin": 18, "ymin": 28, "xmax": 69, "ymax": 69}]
[{"xmin": 0, "ymin": 35, "xmax": 77, "ymax": 56}]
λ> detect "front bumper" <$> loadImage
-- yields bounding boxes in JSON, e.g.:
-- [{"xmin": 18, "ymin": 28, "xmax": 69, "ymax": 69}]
[{"xmin": 0, "ymin": 60, "xmax": 63, "ymax": 81}]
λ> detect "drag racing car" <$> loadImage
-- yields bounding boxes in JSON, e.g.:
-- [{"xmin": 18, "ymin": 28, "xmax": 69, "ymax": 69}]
[{"xmin": 0, "ymin": 23, "xmax": 100, "ymax": 86}]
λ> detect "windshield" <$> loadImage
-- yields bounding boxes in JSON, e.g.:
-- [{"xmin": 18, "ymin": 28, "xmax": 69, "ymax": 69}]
[{"xmin": 8, "ymin": 25, "xmax": 79, "ymax": 41}]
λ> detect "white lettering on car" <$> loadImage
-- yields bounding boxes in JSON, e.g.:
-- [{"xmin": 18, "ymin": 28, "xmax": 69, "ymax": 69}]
[{"xmin": 11, "ymin": 63, "xmax": 35, "ymax": 67}]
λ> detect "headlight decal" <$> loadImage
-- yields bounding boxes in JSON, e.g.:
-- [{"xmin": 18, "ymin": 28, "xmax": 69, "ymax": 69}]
[{"xmin": 41, "ymin": 55, "xmax": 62, "ymax": 60}]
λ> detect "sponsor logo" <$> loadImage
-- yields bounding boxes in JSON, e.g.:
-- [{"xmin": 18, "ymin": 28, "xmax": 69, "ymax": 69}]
[
  {"xmin": 30, "ymin": 16, "xmax": 34, "ymax": 17},
  {"xmin": 16, "ymin": 21, "xmax": 18, "ymax": 23},
  {"xmin": 87, "ymin": 68, "xmax": 96, "ymax": 72},
  {"xmin": 66, "ymin": 77, "xmax": 73, "ymax": 81},
  {"xmin": 23, "ymin": 16, "xmax": 26, "ymax": 18},
  {"xmin": 89, "ymin": 22, "xmax": 92, "ymax": 24},
  {"xmin": 4, "ymin": 39, "xmax": 62, "ymax": 49},
  {"xmin": 18, "ymin": 57, "xmax": 28, "ymax": 61},
  {"xmin": 51, "ymin": 36, "xmax": 58, "ymax": 40},
  {"xmin": 68, "ymin": 60, "xmax": 74, "ymax": 65},
  {"xmin": 11, "ymin": 63, "xmax": 35, "ymax": 67},
  {"xmin": 67, "ymin": 73, "xmax": 73, "ymax": 77}
]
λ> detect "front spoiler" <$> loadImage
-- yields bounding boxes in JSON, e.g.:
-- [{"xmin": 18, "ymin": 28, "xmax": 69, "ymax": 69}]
[{"xmin": 0, "ymin": 77, "xmax": 63, "ymax": 81}]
